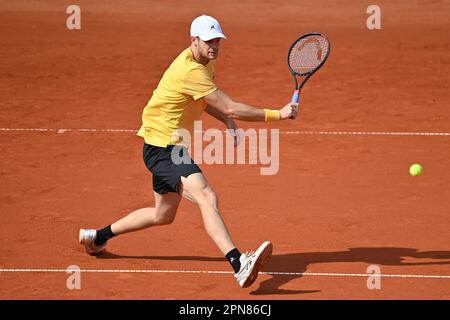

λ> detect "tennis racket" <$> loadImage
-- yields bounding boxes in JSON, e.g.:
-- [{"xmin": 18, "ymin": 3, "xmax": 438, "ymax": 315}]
[{"xmin": 288, "ymin": 32, "xmax": 330, "ymax": 118}]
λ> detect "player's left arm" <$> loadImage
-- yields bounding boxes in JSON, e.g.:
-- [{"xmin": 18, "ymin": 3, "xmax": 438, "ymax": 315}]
[
  {"xmin": 205, "ymin": 104, "xmax": 239, "ymax": 129},
  {"xmin": 205, "ymin": 104, "xmax": 228, "ymax": 124},
  {"xmin": 205, "ymin": 104, "xmax": 241, "ymax": 146}
]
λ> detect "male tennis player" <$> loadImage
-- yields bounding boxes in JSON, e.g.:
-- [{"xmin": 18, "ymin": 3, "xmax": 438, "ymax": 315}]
[{"xmin": 80, "ymin": 15, "xmax": 297, "ymax": 288}]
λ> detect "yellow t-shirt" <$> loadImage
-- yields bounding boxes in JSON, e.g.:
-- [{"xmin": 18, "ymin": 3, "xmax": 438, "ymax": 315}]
[{"xmin": 137, "ymin": 48, "xmax": 217, "ymax": 147}]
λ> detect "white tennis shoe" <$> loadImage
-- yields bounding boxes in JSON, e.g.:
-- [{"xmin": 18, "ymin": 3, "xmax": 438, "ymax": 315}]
[
  {"xmin": 234, "ymin": 241, "xmax": 273, "ymax": 288},
  {"xmin": 79, "ymin": 229, "xmax": 107, "ymax": 255}
]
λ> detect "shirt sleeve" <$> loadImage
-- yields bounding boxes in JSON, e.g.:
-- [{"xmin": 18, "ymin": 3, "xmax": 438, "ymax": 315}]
[{"xmin": 182, "ymin": 66, "xmax": 217, "ymax": 100}]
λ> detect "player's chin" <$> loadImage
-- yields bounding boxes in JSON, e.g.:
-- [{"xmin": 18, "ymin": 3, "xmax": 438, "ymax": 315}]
[{"xmin": 208, "ymin": 52, "xmax": 219, "ymax": 60}]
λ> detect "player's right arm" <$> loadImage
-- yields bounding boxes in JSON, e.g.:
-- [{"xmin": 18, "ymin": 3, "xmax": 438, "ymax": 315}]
[{"xmin": 204, "ymin": 89, "xmax": 297, "ymax": 122}]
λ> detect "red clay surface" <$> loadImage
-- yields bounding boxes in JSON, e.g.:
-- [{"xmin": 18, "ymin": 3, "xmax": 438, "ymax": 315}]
[{"xmin": 1, "ymin": 0, "xmax": 450, "ymax": 299}]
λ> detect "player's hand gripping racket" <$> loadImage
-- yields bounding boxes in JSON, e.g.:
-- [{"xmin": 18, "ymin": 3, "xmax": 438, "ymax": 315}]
[{"xmin": 288, "ymin": 32, "xmax": 330, "ymax": 119}]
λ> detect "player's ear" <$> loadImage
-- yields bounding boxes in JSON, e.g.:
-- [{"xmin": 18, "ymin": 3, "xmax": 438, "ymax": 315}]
[{"xmin": 191, "ymin": 36, "xmax": 199, "ymax": 47}]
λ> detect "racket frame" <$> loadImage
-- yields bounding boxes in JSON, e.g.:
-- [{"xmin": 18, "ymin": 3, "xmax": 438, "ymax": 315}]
[{"xmin": 288, "ymin": 32, "xmax": 331, "ymax": 106}]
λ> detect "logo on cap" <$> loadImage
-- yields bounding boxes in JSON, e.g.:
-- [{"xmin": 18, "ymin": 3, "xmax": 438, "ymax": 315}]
[{"xmin": 210, "ymin": 25, "xmax": 215, "ymax": 30}]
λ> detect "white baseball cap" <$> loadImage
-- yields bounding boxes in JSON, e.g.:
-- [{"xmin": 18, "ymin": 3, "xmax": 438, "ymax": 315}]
[{"xmin": 190, "ymin": 15, "xmax": 227, "ymax": 41}]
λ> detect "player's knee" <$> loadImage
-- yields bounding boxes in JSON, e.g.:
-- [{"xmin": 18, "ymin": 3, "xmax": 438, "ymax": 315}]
[
  {"xmin": 154, "ymin": 210, "xmax": 176, "ymax": 226},
  {"xmin": 200, "ymin": 187, "xmax": 219, "ymax": 209}
]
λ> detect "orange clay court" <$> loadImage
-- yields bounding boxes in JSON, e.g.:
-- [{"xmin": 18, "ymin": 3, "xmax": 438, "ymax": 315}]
[{"xmin": 1, "ymin": 0, "xmax": 450, "ymax": 299}]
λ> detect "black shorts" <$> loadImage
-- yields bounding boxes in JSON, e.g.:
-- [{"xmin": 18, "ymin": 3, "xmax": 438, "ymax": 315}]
[{"xmin": 143, "ymin": 143, "xmax": 202, "ymax": 194}]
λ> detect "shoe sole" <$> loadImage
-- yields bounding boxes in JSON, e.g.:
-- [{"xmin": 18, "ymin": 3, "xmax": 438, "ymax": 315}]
[
  {"xmin": 241, "ymin": 241, "xmax": 273, "ymax": 288},
  {"xmin": 79, "ymin": 229, "xmax": 85, "ymax": 244}
]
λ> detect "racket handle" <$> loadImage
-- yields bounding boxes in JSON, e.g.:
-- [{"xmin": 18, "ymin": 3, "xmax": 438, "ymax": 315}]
[
  {"xmin": 290, "ymin": 90, "xmax": 299, "ymax": 120},
  {"xmin": 291, "ymin": 90, "xmax": 300, "ymax": 106}
]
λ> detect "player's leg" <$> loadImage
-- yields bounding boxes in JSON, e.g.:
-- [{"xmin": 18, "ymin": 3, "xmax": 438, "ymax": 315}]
[
  {"xmin": 79, "ymin": 190, "xmax": 181, "ymax": 255},
  {"xmin": 180, "ymin": 173, "xmax": 242, "ymax": 274},
  {"xmin": 180, "ymin": 172, "xmax": 235, "ymax": 255},
  {"xmin": 81, "ymin": 143, "xmax": 185, "ymax": 252},
  {"xmin": 180, "ymin": 186, "xmax": 197, "ymax": 204},
  {"xmin": 180, "ymin": 172, "xmax": 273, "ymax": 288},
  {"xmin": 110, "ymin": 191, "xmax": 181, "ymax": 235}
]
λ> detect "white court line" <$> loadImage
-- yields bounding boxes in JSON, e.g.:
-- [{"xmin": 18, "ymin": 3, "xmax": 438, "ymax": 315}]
[
  {"xmin": 1, "ymin": 268, "xmax": 450, "ymax": 279},
  {"xmin": 1, "ymin": 128, "xmax": 450, "ymax": 136},
  {"xmin": 282, "ymin": 131, "xmax": 450, "ymax": 136},
  {"xmin": 0, "ymin": 128, "xmax": 137, "ymax": 133}
]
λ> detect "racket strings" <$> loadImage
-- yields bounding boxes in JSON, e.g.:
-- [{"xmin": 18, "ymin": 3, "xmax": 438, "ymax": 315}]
[{"xmin": 289, "ymin": 36, "xmax": 329, "ymax": 75}]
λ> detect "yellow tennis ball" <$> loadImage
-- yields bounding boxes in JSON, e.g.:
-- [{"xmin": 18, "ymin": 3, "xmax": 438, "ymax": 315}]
[{"xmin": 409, "ymin": 164, "xmax": 423, "ymax": 176}]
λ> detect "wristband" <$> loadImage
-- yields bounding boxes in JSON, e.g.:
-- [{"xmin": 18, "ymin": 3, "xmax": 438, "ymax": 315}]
[{"xmin": 264, "ymin": 109, "xmax": 281, "ymax": 122}]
